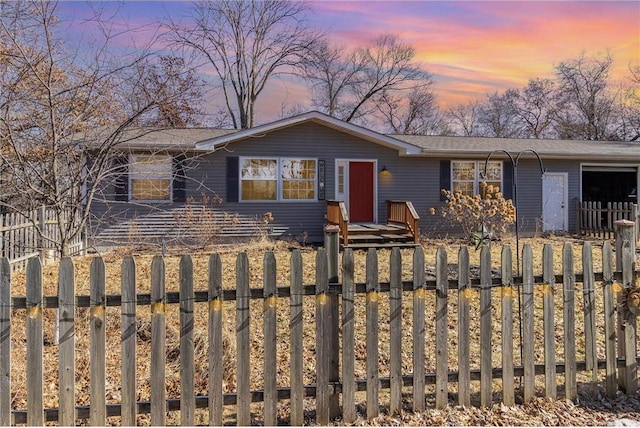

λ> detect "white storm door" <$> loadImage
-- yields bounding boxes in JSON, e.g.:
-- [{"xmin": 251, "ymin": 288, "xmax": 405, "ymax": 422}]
[{"xmin": 542, "ymin": 173, "xmax": 568, "ymax": 231}]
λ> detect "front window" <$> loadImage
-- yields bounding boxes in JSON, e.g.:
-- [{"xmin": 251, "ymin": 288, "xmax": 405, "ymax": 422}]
[
  {"xmin": 241, "ymin": 158, "xmax": 277, "ymax": 200},
  {"xmin": 452, "ymin": 161, "xmax": 502, "ymax": 196},
  {"xmin": 240, "ymin": 157, "xmax": 317, "ymax": 201},
  {"xmin": 130, "ymin": 154, "xmax": 172, "ymax": 201},
  {"xmin": 282, "ymin": 159, "xmax": 316, "ymax": 200}
]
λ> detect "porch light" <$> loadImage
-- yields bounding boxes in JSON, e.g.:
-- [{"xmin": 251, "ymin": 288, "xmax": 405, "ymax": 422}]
[{"xmin": 380, "ymin": 166, "xmax": 390, "ymax": 177}]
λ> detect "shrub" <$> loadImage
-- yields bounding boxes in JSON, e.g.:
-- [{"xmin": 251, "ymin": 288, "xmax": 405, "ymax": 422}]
[
  {"xmin": 431, "ymin": 182, "xmax": 515, "ymax": 241},
  {"xmin": 174, "ymin": 193, "xmax": 238, "ymax": 247}
]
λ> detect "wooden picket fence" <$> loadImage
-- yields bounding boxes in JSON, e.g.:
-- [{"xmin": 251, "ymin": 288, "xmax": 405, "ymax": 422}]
[
  {"xmin": 0, "ymin": 206, "xmax": 84, "ymax": 271},
  {"xmin": 577, "ymin": 200, "xmax": 638, "ymax": 239},
  {"xmin": 0, "ymin": 240, "xmax": 638, "ymax": 426}
]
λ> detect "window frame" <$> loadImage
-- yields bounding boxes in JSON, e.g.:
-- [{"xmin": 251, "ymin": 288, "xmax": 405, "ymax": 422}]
[
  {"xmin": 239, "ymin": 156, "xmax": 318, "ymax": 202},
  {"xmin": 451, "ymin": 160, "xmax": 503, "ymax": 196},
  {"xmin": 128, "ymin": 153, "xmax": 173, "ymax": 202}
]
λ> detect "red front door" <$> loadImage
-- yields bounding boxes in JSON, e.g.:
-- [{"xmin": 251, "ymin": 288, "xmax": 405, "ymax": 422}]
[{"xmin": 348, "ymin": 162, "xmax": 374, "ymax": 222}]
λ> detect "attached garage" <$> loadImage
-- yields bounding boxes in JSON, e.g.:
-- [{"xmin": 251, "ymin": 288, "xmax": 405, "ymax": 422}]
[{"xmin": 582, "ymin": 166, "xmax": 638, "ymax": 204}]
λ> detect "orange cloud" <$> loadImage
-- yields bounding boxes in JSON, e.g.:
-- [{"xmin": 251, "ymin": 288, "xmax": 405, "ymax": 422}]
[{"xmin": 312, "ymin": 1, "xmax": 639, "ymax": 107}]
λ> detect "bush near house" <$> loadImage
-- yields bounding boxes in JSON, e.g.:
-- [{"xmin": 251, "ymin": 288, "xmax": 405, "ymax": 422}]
[{"xmin": 433, "ymin": 183, "xmax": 516, "ymax": 241}]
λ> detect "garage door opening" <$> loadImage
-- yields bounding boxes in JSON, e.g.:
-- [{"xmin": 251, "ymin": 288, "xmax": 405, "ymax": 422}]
[{"xmin": 582, "ymin": 167, "xmax": 637, "ymax": 204}]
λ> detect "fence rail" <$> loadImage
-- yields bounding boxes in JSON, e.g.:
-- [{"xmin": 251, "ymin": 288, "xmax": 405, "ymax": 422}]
[
  {"xmin": 0, "ymin": 207, "xmax": 84, "ymax": 270},
  {"xmin": 0, "ymin": 239, "xmax": 638, "ymax": 425},
  {"xmin": 577, "ymin": 200, "xmax": 638, "ymax": 239}
]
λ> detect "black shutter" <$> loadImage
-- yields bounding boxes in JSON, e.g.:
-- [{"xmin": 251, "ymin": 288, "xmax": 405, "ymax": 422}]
[
  {"xmin": 226, "ymin": 156, "xmax": 239, "ymax": 202},
  {"xmin": 502, "ymin": 161, "xmax": 514, "ymax": 200},
  {"xmin": 439, "ymin": 160, "xmax": 451, "ymax": 201},
  {"xmin": 173, "ymin": 154, "xmax": 186, "ymax": 203},
  {"xmin": 317, "ymin": 160, "xmax": 325, "ymax": 200},
  {"xmin": 113, "ymin": 154, "xmax": 129, "ymax": 202}
]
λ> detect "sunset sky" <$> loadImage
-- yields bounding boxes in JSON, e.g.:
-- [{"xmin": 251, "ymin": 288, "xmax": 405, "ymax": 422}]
[{"xmin": 58, "ymin": 1, "xmax": 640, "ymax": 122}]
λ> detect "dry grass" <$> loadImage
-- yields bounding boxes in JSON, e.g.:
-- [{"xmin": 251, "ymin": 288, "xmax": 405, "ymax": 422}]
[{"xmin": 6, "ymin": 235, "xmax": 640, "ymax": 425}]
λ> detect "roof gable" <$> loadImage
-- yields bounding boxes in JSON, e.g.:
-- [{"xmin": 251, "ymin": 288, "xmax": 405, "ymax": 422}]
[{"xmin": 195, "ymin": 111, "xmax": 422, "ymax": 155}]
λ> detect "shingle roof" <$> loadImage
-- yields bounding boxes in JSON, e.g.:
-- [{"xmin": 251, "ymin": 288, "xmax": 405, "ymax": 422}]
[
  {"xmin": 92, "ymin": 114, "xmax": 640, "ymax": 161},
  {"xmin": 113, "ymin": 128, "xmax": 236, "ymax": 150},
  {"xmin": 390, "ymin": 135, "xmax": 640, "ymax": 160}
]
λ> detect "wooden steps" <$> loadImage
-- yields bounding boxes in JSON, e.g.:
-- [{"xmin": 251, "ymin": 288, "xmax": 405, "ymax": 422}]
[
  {"xmin": 343, "ymin": 223, "xmax": 418, "ymax": 249},
  {"xmin": 346, "ymin": 242, "xmax": 420, "ymax": 250}
]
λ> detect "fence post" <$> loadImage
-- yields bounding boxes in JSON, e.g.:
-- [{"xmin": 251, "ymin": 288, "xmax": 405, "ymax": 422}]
[
  {"xmin": 263, "ymin": 253, "xmax": 278, "ymax": 426},
  {"xmin": 90, "ymin": 257, "xmax": 107, "ymax": 426},
  {"xmin": 179, "ymin": 255, "xmax": 195, "ymax": 426},
  {"xmin": 341, "ymin": 248, "xmax": 356, "ymax": 423},
  {"xmin": 616, "ymin": 220, "xmax": 636, "ymax": 269},
  {"xmin": 435, "ymin": 247, "xmax": 448, "ymax": 409},
  {"xmin": 0, "ymin": 258, "xmax": 11, "ymax": 427},
  {"xmin": 615, "ymin": 219, "xmax": 635, "ymax": 392},
  {"xmin": 621, "ymin": 240, "xmax": 638, "ymax": 394},
  {"xmin": 289, "ymin": 250, "xmax": 305, "ymax": 426},
  {"xmin": 150, "ymin": 255, "xmax": 166, "ymax": 426},
  {"xmin": 323, "ymin": 225, "xmax": 340, "ymax": 419},
  {"xmin": 58, "ymin": 257, "xmax": 75, "ymax": 426},
  {"xmin": 121, "ymin": 256, "xmax": 137, "ymax": 426},
  {"xmin": 26, "ymin": 257, "xmax": 44, "ymax": 426},
  {"xmin": 315, "ymin": 248, "xmax": 330, "ymax": 424},
  {"xmin": 365, "ymin": 249, "xmax": 380, "ymax": 419}
]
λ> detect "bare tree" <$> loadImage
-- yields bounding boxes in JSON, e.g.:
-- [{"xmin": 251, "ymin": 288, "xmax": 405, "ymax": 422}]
[
  {"xmin": 0, "ymin": 1, "xmax": 198, "ymax": 256},
  {"xmin": 446, "ymin": 99, "xmax": 482, "ymax": 136},
  {"xmin": 514, "ymin": 78, "xmax": 557, "ymax": 139},
  {"xmin": 477, "ymin": 90, "xmax": 524, "ymax": 138},
  {"xmin": 301, "ymin": 39, "xmax": 365, "ymax": 118},
  {"xmin": 627, "ymin": 65, "xmax": 640, "ymax": 141},
  {"xmin": 553, "ymin": 51, "xmax": 618, "ymax": 140},
  {"xmin": 376, "ymin": 85, "xmax": 447, "ymax": 135},
  {"xmin": 169, "ymin": 0, "xmax": 321, "ymax": 129},
  {"xmin": 302, "ymin": 34, "xmax": 430, "ymax": 126}
]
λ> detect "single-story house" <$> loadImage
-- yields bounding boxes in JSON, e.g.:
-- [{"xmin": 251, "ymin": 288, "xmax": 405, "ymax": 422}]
[{"xmin": 90, "ymin": 111, "xmax": 640, "ymax": 246}]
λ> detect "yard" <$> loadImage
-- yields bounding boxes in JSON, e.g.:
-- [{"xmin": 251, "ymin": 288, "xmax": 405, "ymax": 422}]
[{"xmin": 4, "ymin": 235, "xmax": 640, "ymax": 426}]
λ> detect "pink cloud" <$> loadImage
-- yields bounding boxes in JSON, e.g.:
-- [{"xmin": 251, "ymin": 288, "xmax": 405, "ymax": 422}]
[{"xmin": 57, "ymin": 1, "xmax": 639, "ymax": 111}]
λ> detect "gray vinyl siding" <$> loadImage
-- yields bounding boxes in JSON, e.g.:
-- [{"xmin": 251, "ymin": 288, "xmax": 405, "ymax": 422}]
[
  {"xmin": 196, "ymin": 122, "xmax": 438, "ymax": 242},
  {"xmin": 91, "ymin": 121, "xmax": 640, "ymax": 242}
]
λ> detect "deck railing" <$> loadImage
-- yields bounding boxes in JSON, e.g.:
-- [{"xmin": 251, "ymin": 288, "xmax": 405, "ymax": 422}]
[
  {"xmin": 326, "ymin": 200, "xmax": 349, "ymax": 244},
  {"xmin": 387, "ymin": 200, "xmax": 420, "ymax": 242}
]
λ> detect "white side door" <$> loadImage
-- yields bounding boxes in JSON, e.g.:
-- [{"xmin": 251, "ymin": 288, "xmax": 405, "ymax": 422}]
[{"xmin": 542, "ymin": 173, "xmax": 568, "ymax": 231}]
